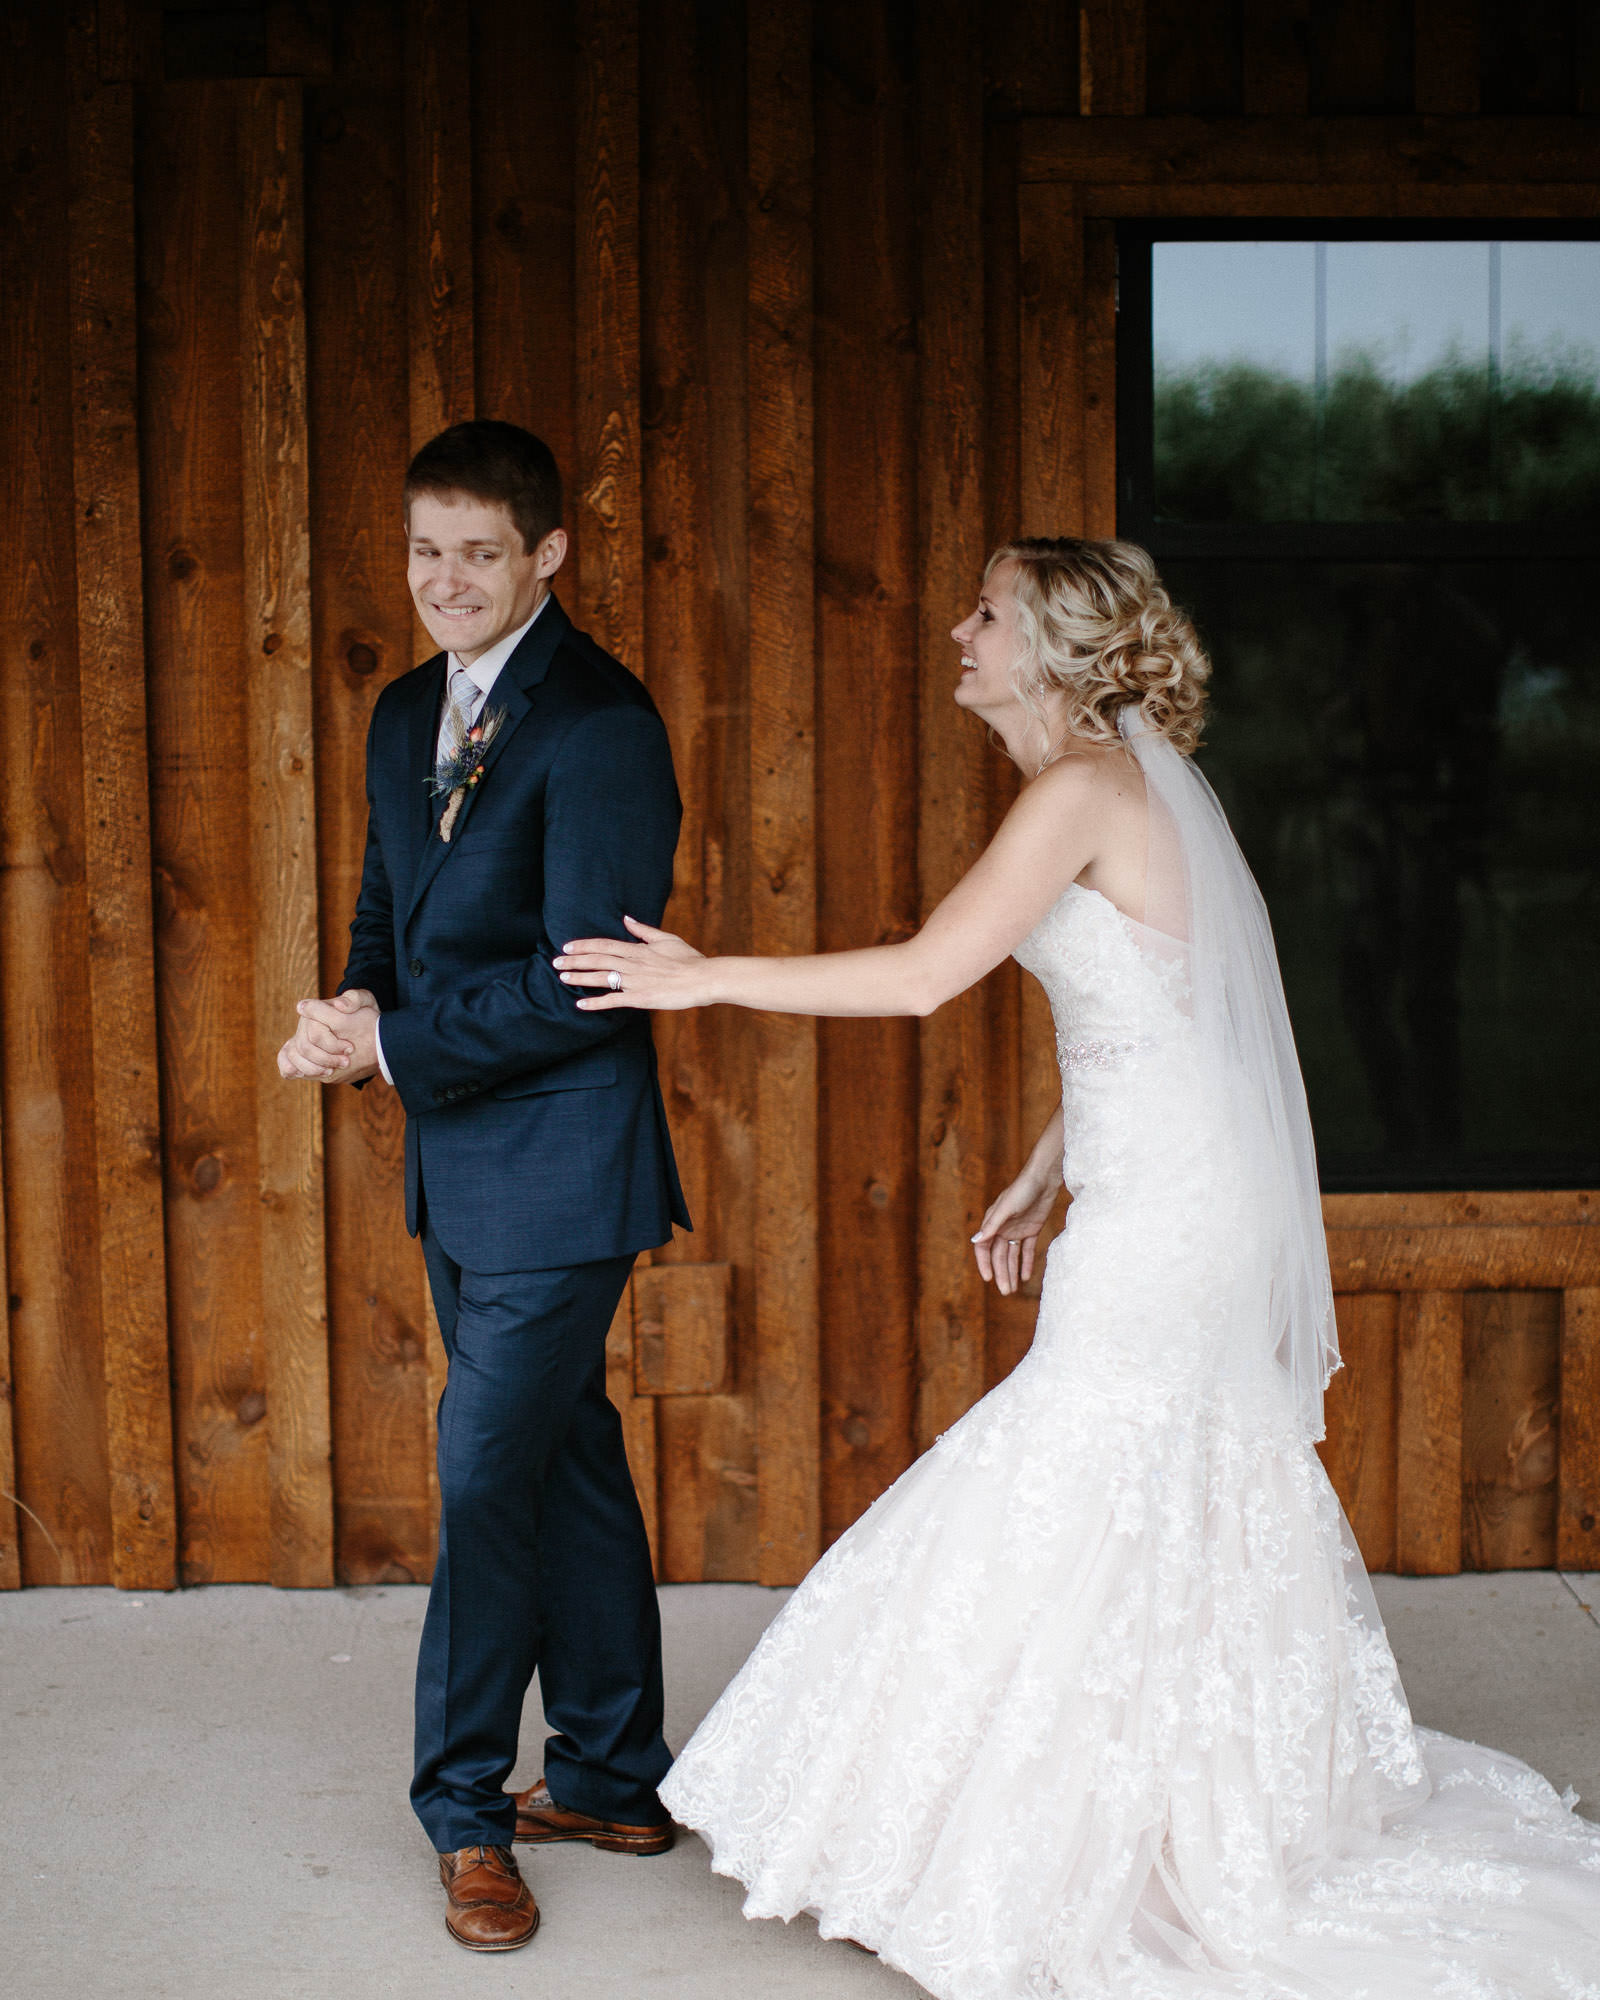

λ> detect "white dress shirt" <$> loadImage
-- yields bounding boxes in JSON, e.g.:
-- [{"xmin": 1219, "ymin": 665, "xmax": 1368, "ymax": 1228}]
[{"xmin": 373, "ymin": 593, "xmax": 551, "ymax": 1085}]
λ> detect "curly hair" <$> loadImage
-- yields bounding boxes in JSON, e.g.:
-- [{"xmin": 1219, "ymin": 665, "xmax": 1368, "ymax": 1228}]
[{"xmin": 986, "ymin": 538, "xmax": 1210, "ymax": 759}]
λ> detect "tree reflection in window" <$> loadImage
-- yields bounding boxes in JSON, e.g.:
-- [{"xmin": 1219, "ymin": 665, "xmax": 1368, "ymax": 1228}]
[{"xmin": 1122, "ymin": 232, "xmax": 1600, "ymax": 1189}]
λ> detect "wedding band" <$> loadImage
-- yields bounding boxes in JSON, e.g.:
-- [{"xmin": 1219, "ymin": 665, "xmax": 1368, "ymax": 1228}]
[{"xmin": 607, "ymin": 970, "xmax": 624, "ymax": 992}]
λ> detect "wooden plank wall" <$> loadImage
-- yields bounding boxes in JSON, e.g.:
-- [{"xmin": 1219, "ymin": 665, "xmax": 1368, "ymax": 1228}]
[{"xmin": 1, "ymin": 0, "xmax": 1596, "ymax": 1589}]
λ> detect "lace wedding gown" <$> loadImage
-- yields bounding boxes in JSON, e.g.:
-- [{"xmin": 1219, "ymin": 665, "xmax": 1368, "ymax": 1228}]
[{"xmin": 661, "ymin": 881, "xmax": 1600, "ymax": 2000}]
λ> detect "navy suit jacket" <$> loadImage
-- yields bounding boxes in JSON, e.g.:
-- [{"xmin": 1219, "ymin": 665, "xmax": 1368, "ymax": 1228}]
[{"xmin": 339, "ymin": 595, "xmax": 691, "ymax": 1272}]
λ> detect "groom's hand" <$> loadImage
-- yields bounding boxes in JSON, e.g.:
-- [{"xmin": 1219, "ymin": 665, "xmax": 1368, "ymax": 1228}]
[
  {"xmin": 277, "ymin": 989, "xmax": 380, "ymax": 1084},
  {"xmin": 297, "ymin": 991, "xmax": 381, "ymax": 1084}
]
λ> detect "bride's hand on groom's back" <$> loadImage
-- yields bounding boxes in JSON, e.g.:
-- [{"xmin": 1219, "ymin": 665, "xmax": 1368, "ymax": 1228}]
[{"xmin": 554, "ymin": 916, "xmax": 710, "ymax": 1012}]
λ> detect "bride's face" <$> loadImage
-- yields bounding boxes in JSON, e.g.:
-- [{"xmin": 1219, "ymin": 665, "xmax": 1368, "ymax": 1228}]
[{"xmin": 951, "ymin": 562, "xmax": 1023, "ymax": 724}]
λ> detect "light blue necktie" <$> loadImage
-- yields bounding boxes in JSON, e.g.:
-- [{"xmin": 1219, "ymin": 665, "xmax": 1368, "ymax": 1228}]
[{"xmin": 437, "ymin": 662, "xmax": 480, "ymax": 779}]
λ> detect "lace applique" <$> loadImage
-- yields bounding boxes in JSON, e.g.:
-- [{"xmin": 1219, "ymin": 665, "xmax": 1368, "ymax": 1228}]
[{"xmin": 660, "ymin": 882, "xmax": 1600, "ymax": 2000}]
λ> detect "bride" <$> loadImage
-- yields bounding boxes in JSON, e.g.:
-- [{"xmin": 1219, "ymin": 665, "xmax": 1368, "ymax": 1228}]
[{"xmin": 553, "ymin": 539, "xmax": 1600, "ymax": 2000}]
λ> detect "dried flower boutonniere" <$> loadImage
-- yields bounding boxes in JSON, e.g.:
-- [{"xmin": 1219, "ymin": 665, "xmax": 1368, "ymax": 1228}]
[{"xmin": 430, "ymin": 705, "xmax": 508, "ymax": 842}]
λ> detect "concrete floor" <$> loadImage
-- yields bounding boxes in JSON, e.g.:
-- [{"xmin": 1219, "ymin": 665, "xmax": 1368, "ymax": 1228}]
[{"xmin": 1, "ymin": 1573, "xmax": 1596, "ymax": 2000}]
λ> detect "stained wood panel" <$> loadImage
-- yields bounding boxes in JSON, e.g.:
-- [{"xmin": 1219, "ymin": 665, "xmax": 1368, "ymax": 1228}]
[
  {"xmin": 1462, "ymin": 1291, "xmax": 1559, "ymax": 1570},
  {"xmin": 1243, "ymin": 0, "xmax": 1311, "ymax": 116},
  {"xmin": 2, "ymin": 1, "xmax": 112, "ymax": 1587},
  {"xmin": 471, "ymin": 0, "xmax": 581, "ymax": 576},
  {"xmin": 815, "ymin": 0, "xmax": 920, "ymax": 1545},
  {"xmin": 1558, "ymin": 1289, "xmax": 1600, "ymax": 1570},
  {"xmin": 978, "ymin": 43, "xmax": 1028, "ymax": 1402},
  {"xmin": 633, "ymin": 1263, "xmax": 733, "ymax": 1397},
  {"xmin": 1395, "ymin": 1290, "xmax": 1463, "ymax": 1574},
  {"xmin": 1415, "ymin": 0, "xmax": 1481, "ymax": 114},
  {"xmin": 240, "ymin": 80, "xmax": 334, "ymax": 1588},
  {"xmin": 747, "ymin": 0, "xmax": 820, "ymax": 1586},
  {"xmin": 1079, "ymin": 0, "xmax": 1146, "ymax": 115},
  {"xmin": 575, "ymin": 0, "xmax": 644, "ymax": 663},
  {"xmin": 914, "ymin": 0, "xmax": 989, "ymax": 1452},
  {"xmin": 638, "ymin": 0, "xmax": 757, "ymax": 1583},
  {"xmin": 5, "ymin": 0, "xmax": 1600, "ymax": 1594},
  {"xmin": 306, "ymin": 0, "xmax": 436, "ymax": 1588},
  {"xmin": 0, "ymin": 1135, "xmax": 14, "ymax": 1589},
  {"xmin": 1309, "ymin": 0, "xmax": 1415, "ymax": 114},
  {"xmin": 1322, "ymin": 1293, "xmax": 1398, "ymax": 1571},
  {"xmin": 1013, "ymin": 176, "xmax": 1084, "ymax": 1281},
  {"xmin": 405, "ymin": 0, "xmax": 474, "ymax": 458},
  {"xmin": 67, "ymin": 38, "xmax": 177, "ymax": 1591},
  {"xmin": 140, "ymin": 82, "xmax": 271, "ymax": 1586}
]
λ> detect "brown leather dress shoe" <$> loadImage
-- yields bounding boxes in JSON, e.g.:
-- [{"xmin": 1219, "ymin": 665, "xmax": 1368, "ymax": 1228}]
[
  {"xmin": 509, "ymin": 1776, "xmax": 674, "ymax": 1855},
  {"xmin": 438, "ymin": 1843, "xmax": 540, "ymax": 1951}
]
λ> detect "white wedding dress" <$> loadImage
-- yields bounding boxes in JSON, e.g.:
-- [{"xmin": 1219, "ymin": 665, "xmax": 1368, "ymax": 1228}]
[{"xmin": 661, "ymin": 872, "xmax": 1600, "ymax": 1999}]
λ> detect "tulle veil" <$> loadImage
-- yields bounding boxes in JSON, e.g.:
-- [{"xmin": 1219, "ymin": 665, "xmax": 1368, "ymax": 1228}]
[{"xmin": 1117, "ymin": 704, "xmax": 1340, "ymax": 1441}]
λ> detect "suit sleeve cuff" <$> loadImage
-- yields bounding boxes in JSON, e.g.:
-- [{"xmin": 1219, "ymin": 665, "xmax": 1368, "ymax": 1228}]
[{"xmin": 374, "ymin": 1017, "xmax": 394, "ymax": 1086}]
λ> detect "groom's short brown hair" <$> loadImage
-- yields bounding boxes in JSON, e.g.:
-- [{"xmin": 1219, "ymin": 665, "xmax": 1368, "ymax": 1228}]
[{"xmin": 404, "ymin": 420, "xmax": 563, "ymax": 554}]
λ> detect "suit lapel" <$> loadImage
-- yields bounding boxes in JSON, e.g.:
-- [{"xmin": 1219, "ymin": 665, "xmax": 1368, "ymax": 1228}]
[
  {"xmin": 406, "ymin": 652, "xmax": 448, "ymax": 872},
  {"xmin": 403, "ymin": 594, "xmax": 571, "ymax": 932}
]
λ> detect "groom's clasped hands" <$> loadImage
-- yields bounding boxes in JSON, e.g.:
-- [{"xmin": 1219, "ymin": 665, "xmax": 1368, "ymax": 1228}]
[{"xmin": 276, "ymin": 987, "xmax": 382, "ymax": 1082}]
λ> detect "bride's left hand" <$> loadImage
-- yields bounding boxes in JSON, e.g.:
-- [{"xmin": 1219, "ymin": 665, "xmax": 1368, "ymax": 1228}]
[{"xmin": 554, "ymin": 915, "xmax": 711, "ymax": 1011}]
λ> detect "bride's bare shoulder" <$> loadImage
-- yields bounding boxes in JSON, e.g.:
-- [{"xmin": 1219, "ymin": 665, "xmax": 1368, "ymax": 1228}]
[{"xmin": 1014, "ymin": 743, "xmax": 1143, "ymax": 821}]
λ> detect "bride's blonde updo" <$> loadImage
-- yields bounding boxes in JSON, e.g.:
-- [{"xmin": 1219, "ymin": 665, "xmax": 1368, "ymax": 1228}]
[{"xmin": 988, "ymin": 537, "xmax": 1210, "ymax": 758}]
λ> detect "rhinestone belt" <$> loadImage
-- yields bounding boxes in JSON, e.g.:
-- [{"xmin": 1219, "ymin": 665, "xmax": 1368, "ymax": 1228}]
[{"xmin": 1057, "ymin": 1036, "xmax": 1154, "ymax": 1073}]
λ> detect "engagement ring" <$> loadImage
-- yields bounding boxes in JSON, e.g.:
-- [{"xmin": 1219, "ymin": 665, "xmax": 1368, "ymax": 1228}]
[{"xmin": 608, "ymin": 971, "xmax": 624, "ymax": 992}]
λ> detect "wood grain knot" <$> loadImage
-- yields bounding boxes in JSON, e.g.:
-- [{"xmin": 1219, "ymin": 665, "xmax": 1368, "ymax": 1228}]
[
  {"xmin": 168, "ymin": 547, "xmax": 198, "ymax": 582},
  {"xmin": 262, "ymin": 632, "xmax": 282, "ymax": 655},
  {"xmin": 867, "ymin": 1181, "xmax": 890, "ymax": 1208},
  {"xmin": 236, "ymin": 1391, "xmax": 266, "ymax": 1427},
  {"xmin": 841, "ymin": 1415, "xmax": 871, "ymax": 1449},
  {"xmin": 1506, "ymin": 1400, "xmax": 1558, "ymax": 1490},
  {"xmin": 191, "ymin": 1153, "xmax": 224, "ymax": 1196},
  {"xmin": 344, "ymin": 639, "xmax": 379, "ymax": 676}
]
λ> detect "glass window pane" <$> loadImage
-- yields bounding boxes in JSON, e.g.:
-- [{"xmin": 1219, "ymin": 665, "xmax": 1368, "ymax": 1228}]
[
  {"xmin": 1163, "ymin": 558, "xmax": 1600, "ymax": 1189},
  {"xmin": 1153, "ymin": 240, "xmax": 1600, "ymax": 523}
]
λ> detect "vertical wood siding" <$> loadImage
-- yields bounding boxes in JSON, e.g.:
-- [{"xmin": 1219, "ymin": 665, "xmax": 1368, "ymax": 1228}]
[{"xmin": 2, "ymin": 0, "xmax": 1597, "ymax": 1587}]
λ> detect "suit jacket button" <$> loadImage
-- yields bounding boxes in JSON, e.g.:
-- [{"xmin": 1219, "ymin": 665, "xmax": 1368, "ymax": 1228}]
[{"xmin": 408, "ymin": 957, "xmax": 424, "ymax": 977}]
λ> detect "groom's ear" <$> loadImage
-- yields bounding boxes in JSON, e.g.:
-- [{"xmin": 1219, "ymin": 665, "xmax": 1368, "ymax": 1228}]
[{"xmin": 534, "ymin": 526, "xmax": 568, "ymax": 580}]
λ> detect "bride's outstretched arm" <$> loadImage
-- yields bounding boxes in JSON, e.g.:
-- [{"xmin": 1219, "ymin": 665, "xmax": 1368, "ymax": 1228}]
[{"xmin": 555, "ymin": 755, "xmax": 1112, "ymax": 1019}]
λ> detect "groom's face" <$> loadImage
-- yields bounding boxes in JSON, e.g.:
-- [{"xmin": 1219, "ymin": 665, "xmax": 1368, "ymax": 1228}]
[{"xmin": 406, "ymin": 490, "xmax": 565, "ymax": 663}]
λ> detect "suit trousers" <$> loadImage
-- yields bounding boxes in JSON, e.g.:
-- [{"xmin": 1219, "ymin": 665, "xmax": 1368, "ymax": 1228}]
[{"xmin": 410, "ymin": 1225, "xmax": 672, "ymax": 1852}]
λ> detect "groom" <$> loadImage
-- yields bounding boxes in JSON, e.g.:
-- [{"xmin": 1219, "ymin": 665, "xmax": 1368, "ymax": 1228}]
[{"xmin": 278, "ymin": 420, "xmax": 690, "ymax": 1951}]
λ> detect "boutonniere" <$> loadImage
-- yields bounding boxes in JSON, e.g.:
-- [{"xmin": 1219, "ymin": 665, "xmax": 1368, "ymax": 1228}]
[{"xmin": 429, "ymin": 705, "xmax": 508, "ymax": 842}]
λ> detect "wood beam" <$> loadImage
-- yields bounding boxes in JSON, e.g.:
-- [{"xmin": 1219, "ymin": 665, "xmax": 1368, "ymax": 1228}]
[
  {"xmin": 1327, "ymin": 1225, "xmax": 1600, "ymax": 1293},
  {"xmin": 1021, "ymin": 113, "xmax": 1600, "ymax": 186}
]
